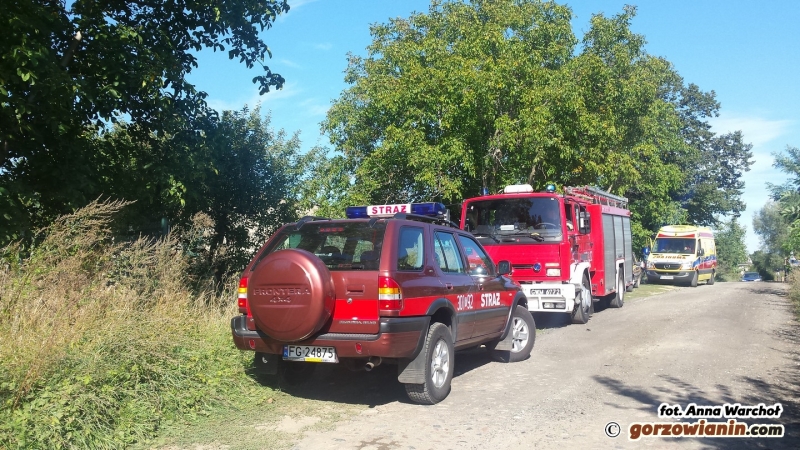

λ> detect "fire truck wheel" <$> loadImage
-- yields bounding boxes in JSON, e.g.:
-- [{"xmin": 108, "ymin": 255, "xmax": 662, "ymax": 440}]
[
  {"xmin": 609, "ymin": 272, "xmax": 624, "ymax": 308},
  {"xmin": 571, "ymin": 274, "xmax": 592, "ymax": 324},
  {"xmin": 707, "ymin": 271, "xmax": 716, "ymax": 285},
  {"xmin": 404, "ymin": 322, "xmax": 453, "ymax": 404},
  {"xmin": 689, "ymin": 270, "xmax": 698, "ymax": 287},
  {"xmin": 488, "ymin": 305, "xmax": 535, "ymax": 363}
]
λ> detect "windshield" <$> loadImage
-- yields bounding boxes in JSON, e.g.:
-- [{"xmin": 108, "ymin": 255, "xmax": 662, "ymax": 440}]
[
  {"xmin": 263, "ymin": 221, "xmax": 386, "ymax": 270},
  {"xmin": 463, "ymin": 196, "xmax": 563, "ymax": 243},
  {"xmin": 654, "ymin": 238, "xmax": 696, "ymax": 254}
]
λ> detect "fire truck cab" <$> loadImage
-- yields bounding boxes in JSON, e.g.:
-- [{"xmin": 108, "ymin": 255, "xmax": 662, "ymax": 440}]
[{"xmin": 460, "ymin": 184, "xmax": 635, "ymax": 324}]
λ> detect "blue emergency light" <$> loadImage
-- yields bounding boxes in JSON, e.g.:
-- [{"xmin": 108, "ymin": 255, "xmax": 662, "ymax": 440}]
[
  {"xmin": 545, "ymin": 184, "xmax": 556, "ymax": 193},
  {"xmin": 345, "ymin": 202, "xmax": 447, "ymax": 219}
]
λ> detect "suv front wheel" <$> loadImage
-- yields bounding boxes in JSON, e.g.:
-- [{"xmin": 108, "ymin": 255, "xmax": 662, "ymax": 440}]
[{"xmin": 404, "ymin": 322, "xmax": 454, "ymax": 405}]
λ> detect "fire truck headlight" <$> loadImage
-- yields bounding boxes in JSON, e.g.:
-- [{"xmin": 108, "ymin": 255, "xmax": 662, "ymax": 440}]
[{"xmin": 546, "ymin": 268, "xmax": 561, "ymax": 276}]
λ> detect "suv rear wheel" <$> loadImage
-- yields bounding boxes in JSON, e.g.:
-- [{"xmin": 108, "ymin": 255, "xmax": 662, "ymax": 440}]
[{"xmin": 404, "ymin": 322, "xmax": 453, "ymax": 405}]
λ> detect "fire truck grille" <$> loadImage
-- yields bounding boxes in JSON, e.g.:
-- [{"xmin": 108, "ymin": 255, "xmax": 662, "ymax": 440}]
[{"xmin": 655, "ymin": 263, "xmax": 680, "ymax": 270}]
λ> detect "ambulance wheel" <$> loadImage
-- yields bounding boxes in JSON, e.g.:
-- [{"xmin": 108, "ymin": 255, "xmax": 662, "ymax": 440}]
[
  {"xmin": 689, "ymin": 271, "xmax": 698, "ymax": 287},
  {"xmin": 609, "ymin": 272, "xmax": 624, "ymax": 308},
  {"xmin": 404, "ymin": 322, "xmax": 453, "ymax": 404},
  {"xmin": 571, "ymin": 274, "xmax": 592, "ymax": 324},
  {"xmin": 707, "ymin": 271, "xmax": 715, "ymax": 285},
  {"xmin": 489, "ymin": 305, "xmax": 535, "ymax": 363}
]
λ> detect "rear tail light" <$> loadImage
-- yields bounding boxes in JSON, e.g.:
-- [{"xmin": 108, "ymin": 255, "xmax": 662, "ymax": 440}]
[
  {"xmin": 238, "ymin": 277, "xmax": 249, "ymax": 315},
  {"xmin": 378, "ymin": 276, "xmax": 403, "ymax": 315}
]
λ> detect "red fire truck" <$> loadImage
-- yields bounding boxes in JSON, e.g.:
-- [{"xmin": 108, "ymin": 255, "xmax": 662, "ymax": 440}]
[{"xmin": 460, "ymin": 184, "xmax": 635, "ymax": 324}]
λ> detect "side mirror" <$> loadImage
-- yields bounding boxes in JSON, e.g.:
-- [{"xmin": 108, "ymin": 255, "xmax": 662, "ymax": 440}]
[
  {"xmin": 497, "ymin": 260, "xmax": 511, "ymax": 276},
  {"xmin": 643, "ymin": 247, "xmax": 650, "ymax": 256},
  {"xmin": 579, "ymin": 211, "xmax": 591, "ymax": 234},
  {"xmin": 698, "ymin": 248, "xmax": 705, "ymax": 256}
]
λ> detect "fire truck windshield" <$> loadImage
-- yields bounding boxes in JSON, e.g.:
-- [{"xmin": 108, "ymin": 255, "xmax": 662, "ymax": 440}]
[{"xmin": 464, "ymin": 197, "xmax": 563, "ymax": 243}]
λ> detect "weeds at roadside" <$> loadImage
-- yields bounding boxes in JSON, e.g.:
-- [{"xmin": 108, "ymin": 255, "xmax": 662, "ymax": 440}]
[{"xmin": 0, "ymin": 201, "xmax": 279, "ymax": 449}]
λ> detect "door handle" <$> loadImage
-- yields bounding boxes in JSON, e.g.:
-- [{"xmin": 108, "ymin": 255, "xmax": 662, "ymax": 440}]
[{"xmin": 445, "ymin": 283, "xmax": 453, "ymax": 290}]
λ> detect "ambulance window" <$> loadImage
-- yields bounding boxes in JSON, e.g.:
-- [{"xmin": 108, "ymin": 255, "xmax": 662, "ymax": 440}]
[{"xmin": 434, "ymin": 231, "xmax": 466, "ymax": 274}]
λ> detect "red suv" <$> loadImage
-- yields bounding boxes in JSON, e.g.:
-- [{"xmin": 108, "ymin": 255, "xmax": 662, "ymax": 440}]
[{"xmin": 231, "ymin": 202, "xmax": 535, "ymax": 404}]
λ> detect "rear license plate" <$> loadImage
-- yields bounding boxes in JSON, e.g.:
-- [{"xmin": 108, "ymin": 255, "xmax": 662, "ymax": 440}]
[
  {"xmin": 283, "ymin": 345, "xmax": 338, "ymax": 363},
  {"xmin": 530, "ymin": 288, "xmax": 560, "ymax": 296},
  {"xmin": 661, "ymin": 275, "xmax": 674, "ymax": 280}
]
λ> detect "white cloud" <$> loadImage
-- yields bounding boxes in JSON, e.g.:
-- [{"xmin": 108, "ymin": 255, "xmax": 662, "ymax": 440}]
[
  {"xmin": 710, "ymin": 114, "xmax": 795, "ymax": 253},
  {"xmin": 709, "ymin": 115, "xmax": 793, "ymax": 148},
  {"xmin": 288, "ymin": 0, "xmax": 319, "ymax": 10},
  {"xmin": 299, "ymin": 98, "xmax": 330, "ymax": 117},
  {"xmin": 314, "ymin": 42, "xmax": 333, "ymax": 51},
  {"xmin": 280, "ymin": 59, "xmax": 301, "ymax": 69},
  {"xmin": 206, "ymin": 82, "xmax": 303, "ymax": 112}
]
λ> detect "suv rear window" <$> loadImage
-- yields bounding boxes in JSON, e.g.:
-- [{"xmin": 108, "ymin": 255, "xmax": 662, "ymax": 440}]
[{"xmin": 266, "ymin": 222, "xmax": 387, "ymax": 270}]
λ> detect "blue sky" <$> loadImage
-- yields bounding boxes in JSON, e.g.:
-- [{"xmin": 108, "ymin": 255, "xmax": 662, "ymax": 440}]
[{"xmin": 188, "ymin": 0, "xmax": 800, "ymax": 253}]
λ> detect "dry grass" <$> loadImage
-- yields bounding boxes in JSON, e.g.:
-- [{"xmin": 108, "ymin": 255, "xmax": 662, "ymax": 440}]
[{"xmin": 0, "ymin": 201, "xmax": 264, "ymax": 449}]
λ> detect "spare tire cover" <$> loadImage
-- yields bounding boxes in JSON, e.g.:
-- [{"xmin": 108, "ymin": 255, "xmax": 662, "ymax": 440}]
[{"xmin": 248, "ymin": 249, "xmax": 335, "ymax": 342}]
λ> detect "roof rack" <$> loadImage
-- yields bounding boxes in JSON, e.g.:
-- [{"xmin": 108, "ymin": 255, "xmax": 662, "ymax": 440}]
[
  {"xmin": 391, "ymin": 212, "xmax": 458, "ymax": 228},
  {"xmin": 294, "ymin": 216, "xmax": 330, "ymax": 230},
  {"xmin": 563, "ymin": 186, "xmax": 628, "ymax": 209}
]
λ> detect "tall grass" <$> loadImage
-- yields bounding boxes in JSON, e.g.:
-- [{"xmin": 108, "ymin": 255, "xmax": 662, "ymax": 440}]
[{"xmin": 0, "ymin": 201, "xmax": 259, "ymax": 449}]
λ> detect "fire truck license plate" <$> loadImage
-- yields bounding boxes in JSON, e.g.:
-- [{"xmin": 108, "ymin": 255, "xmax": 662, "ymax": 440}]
[
  {"xmin": 530, "ymin": 288, "xmax": 560, "ymax": 296},
  {"xmin": 283, "ymin": 345, "xmax": 338, "ymax": 363}
]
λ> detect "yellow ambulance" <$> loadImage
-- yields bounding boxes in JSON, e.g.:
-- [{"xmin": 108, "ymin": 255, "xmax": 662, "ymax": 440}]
[{"xmin": 645, "ymin": 225, "xmax": 716, "ymax": 287}]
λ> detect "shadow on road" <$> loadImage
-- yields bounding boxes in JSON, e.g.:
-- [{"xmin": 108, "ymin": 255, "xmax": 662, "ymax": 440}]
[
  {"xmin": 247, "ymin": 346, "xmax": 499, "ymax": 407},
  {"xmin": 592, "ymin": 298, "xmax": 800, "ymax": 450}
]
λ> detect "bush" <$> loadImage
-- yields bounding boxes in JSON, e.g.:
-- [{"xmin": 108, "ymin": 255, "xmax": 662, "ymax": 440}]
[{"xmin": 0, "ymin": 201, "xmax": 260, "ymax": 449}]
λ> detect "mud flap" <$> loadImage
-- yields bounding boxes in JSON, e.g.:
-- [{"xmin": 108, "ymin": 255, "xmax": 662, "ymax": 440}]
[
  {"xmin": 253, "ymin": 352, "xmax": 280, "ymax": 375},
  {"xmin": 492, "ymin": 331, "xmax": 515, "ymax": 351},
  {"xmin": 397, "ymin": 321, "xmax": 439, "ymax": 384}
]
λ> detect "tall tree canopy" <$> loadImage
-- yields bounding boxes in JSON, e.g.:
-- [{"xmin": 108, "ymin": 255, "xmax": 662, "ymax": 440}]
[
  {"xmin": 1, "ymin": 0, "xmax": 289, "ymax": 243},
  {"xmin": 321, "ymin": 0, "xmax": 752, "ymax": 244}
]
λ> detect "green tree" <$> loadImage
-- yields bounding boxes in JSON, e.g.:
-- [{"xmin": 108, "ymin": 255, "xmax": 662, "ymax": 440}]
[
  {"xmin": 753, "ymin": 201, "xmax": 790, "ymax": 260},
  {"xmin": 714, "ymin": 218, "xmax": 748, "ymax": 277},
  {"xmin": 91, "ymin": 106, "xmax": 312, "ymax": 281},
  {"xmin": 321, "ymin": 0, "xmax": 747, "ymax": 250},
  {"xmin": 0, "ymin": 0, "xmax": 289, "ymax": 243}
]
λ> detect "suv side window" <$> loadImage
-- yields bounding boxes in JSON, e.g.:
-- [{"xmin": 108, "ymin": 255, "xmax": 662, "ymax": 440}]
[
  {"xmin": 457, "ymin": 235, "xmax": 495, "ymax": 276},
  {"xmin": 397, "ymin": 226, "xmax": 425, "ymax": 271},
  {"xmin": 434, "ymin": 231, "xmax": 466, "ymax": 274}
]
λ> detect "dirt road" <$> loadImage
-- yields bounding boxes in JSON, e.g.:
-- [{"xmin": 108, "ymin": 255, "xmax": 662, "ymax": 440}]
[{"xmin": 262, "ymin": 282, "xmax": 799, "ymax": 449}]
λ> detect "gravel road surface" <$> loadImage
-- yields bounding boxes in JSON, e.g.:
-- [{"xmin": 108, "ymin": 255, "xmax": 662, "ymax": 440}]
[{"xmin": 263, "ymin": 282, "xmax": 800, "ymax": 449}]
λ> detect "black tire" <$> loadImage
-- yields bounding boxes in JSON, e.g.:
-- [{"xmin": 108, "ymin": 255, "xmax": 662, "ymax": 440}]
[
  {"xmin": 571, "ymin": 273, "xmax": 592, "ymax": 324},
  {"xmin": 689, "ymin": 270, "xmax": 698, "ymax": 287},
  {"xmin": 609, "ymin": 271, "xmax": 624, "ymax": 308},
  {"xmin": 488, "ymin": 305, "xmax": 535, "ymax": 363},
  {"xmin": 707, "ymin": 271, "xmax": 715, "ymax": 285},
  {"xmin": 404, "ymin": 322, "xmax": 454, "ymax": 404}
]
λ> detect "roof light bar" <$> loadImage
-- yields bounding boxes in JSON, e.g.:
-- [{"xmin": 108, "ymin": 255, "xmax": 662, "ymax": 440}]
[{"xmin": 345, "ymin": 202, "xmax": 448, "ymax": 218}]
